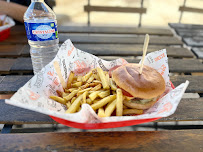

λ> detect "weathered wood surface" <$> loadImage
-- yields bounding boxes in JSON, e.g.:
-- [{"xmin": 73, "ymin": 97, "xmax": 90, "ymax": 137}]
[
  {"xmin": 84, "ymin": 5, "xmax": 147, "ymax": 13},
  {"xmin": 11, "ymin": 25, "xmax": 174, "ymax": 36},
  {"xmin": 170, "ymin": 75, "xmax": 203, "ymax": 93},
  {"xmin": 169, "ymin": 23, "xmax": 203, "ymax": 30},
  {"xmin": 192, "ymin": 47, "xmax": 203, "ymax": 59},
  {"xmin": 0, "ymin": 57, "xmax": 202, "ymax": 74},
  {"xmin": 1, "ymin": 34, "xmax": 183, "ymax": 45},
  {"xmin": 0, "ymin": 45, "xmax": 25, "ymax": 57},
  {"xmin": 59, "ymin": 34, "xmax": 183, "ymax": 45},
  {"xmin": 0, "ymin": 59, "xmax": 16, "ymax": 74},
  {"xmin": 0, "ymin": 100, "xmax": 55, "ymax": 124},
  {"xmin": 0, "ymin": 130, "xmax": 202, "ymax": 152},
  {"xmin": 58, "ymin": 26, "xmax": 173, "ymax": 36},
  {"xmin": 175, "ymin": 29, "xmax": 203, "ymax": 37},
  {"xmin": 19, "ymin": 44, "xmax": 194, "ymax": 58},
  {"xmin": 183, "ymin": 37, "xmax": 203, "ymax": 47},
  {"xmin": 179, "ymin": 6, "xmax": 203, "ymax": 14},
  {"xmin": 0, "ymin": 76, "xmax": 32, "ymax": 94},
  {"xmin": 0, "ymin": 75, "xmax": 202, "ymax": 94},
  {"xmin": 1, "ymin": 44, "xmax": 193, "ymax": 58},
  {"xmin": 0, "ymin": 98, "xmax": 202, "ymax": 124},
  {"xmin": 160, "ymin": 98, "xmax": 203, "ymax": 122}
]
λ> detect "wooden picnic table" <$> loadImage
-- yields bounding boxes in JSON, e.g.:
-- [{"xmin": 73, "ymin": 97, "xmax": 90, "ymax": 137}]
[
  {"xmin": 169, "ymin": 23, "xmax": 203, "ymax": 59},
  {"xmin": 0, "ymin": 25, "xmax": 202, "ymax": 152}
]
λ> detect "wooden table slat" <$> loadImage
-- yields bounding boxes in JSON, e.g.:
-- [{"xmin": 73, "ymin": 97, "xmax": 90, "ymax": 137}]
[
  {"xmin": 0, "ymin": 130, "xmax": 202, "ymax": 152},
  {"xmin": 0, "ymin": 99, "xmax": 54, "ymax": 124},
  {"xmin": 183, "ymin": 37, "xmax": 203, "ymax": 47},
  {"xmin": 1, "ymin": 34, "xmax": 183, "ymax": 45},
  {"xmin": 176, "ymin": 29, "xmax": 203, "ymax": 37},
  {"xmin": 19, "ymin": 44, "xmax": 194, "ymax": 58},
  {"xmin": 59, "ymin": 34, "xmax": 183, "ymax": 45},
  {"xmin": 169, "ymin": 23, "xmax": 203, "ymax": 30},
  {"xmin": 0, "ymin": 76, "xmax": 32, "ymax": 93},
  {"xmin": 0, "ymin": 45, "xmax": 25, "ymax": 57},
  {"xmin": 0, "ymin": 59, "xmax": 16, "ymax": 73},
  {"xmin": 11, "ymin": 25, "xmax": 173, "ymax": 36},
  {"xmin": 192, "ymin": 47, "xmax": 203, "ymax": 59}
]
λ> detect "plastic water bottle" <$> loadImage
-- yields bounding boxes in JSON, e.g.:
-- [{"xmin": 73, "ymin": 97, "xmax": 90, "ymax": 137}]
[{"xmin": 24, "ymin": 0, "xmax": 59, "ymax": 74}]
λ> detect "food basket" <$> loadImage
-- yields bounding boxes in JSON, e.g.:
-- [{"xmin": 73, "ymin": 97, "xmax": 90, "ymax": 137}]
[
  {"xmin": 0, "ymin": 15, "xmax": 15, "ymax": 41},
  {"xmin": 6, "ymin": 39, "xmax": 189, "ymax": 130}
]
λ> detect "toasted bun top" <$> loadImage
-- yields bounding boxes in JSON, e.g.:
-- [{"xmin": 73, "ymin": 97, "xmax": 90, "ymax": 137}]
[{"xmin": 112, "ymin": 63, "xmax": 165, "ymax": 99}]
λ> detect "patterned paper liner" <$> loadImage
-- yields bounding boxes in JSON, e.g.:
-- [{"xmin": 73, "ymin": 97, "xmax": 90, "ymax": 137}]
[{"xmin": 6, "ymin": 39, "xmax": 189, "ymax": 129}]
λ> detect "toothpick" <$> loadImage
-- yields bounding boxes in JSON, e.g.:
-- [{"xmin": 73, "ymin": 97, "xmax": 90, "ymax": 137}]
[
  {"xmin": 139, "ymin": 34, "xmax": 150, "ymax": 74},
  {"xmin": 53, "ymin": 61, "xmax": 66, "ymax": 89}
]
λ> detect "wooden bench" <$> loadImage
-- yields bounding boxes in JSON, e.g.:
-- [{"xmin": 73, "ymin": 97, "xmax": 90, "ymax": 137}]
[
  {"xmin": 169, "ymin": 23, "xmax": 203, "ymax": 59},
  {"xmin": 179, "ymin": 0, "xmax": 203, "ymax": 23},
  {"xmin": 84, "ymin": 0, "xmax": 146, "ymax": 26},
  {"xmin": 0, "ymin": 25, "xmax": 202, "ymax": 151}
]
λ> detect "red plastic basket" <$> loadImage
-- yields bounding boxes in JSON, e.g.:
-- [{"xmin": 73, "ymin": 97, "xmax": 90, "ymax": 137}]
[
  {"xmin": 0, "ymin": 27, "xmax": 10, "ymax": 41},
  {"xmin": 49, "ymin": 81, "xmax": 175, "ymax": 129}
]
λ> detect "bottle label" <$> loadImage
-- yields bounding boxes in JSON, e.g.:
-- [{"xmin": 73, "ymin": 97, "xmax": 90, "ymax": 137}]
[{"xmin": 24, "ymin": 21, "xmax": 58, "ymax": 41}]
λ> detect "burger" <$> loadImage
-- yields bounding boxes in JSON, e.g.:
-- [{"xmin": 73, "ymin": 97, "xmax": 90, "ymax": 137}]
[{"xmin": 112, "ymin": 63, "xmax": 165, "ymax": 110}]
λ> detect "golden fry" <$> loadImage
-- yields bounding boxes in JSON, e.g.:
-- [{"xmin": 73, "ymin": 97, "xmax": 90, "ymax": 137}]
[
  {"xmin": 110, "ymin": 78, "xmax": 117, "ymax": 91},
  {"xmin": 116, "ymin": 89, "xmax": 123, "ymax": 116},
  {"xmin": 71, "ymin": 97, "xmax": 76, "ymax": 104},
  {"xmin": 91, "ymin": 94, "xmax": 116, "ymax": 110},
  {"xmin": 68, "ymin": 88, "xmax": 77, "ymax": 92},
  {"xmin": 77, "ymin": 88, "xmax": 92, "ymax": 96},
  {"xmin": 91, "ymin": 84, "xmax": 102, "ymax": 91},
  {"xmin": 86, "ymin": 98, "xmax": 93, "ymax": 105},
  {"xmin": 64, "ymin": 89, "xmax": 70, "ymax": 93},
  {"xmin": 67, "ymin": 72, "xmax": 74, "ymax": 89},
  {"xmin": 50, "ymin": 96, "xmax": 66, "ymax": 105},
  {"xmin": 89, "ymin": 82, "xmax": 100, "ymax": 87},
  {"xmin": 106, "ymin": 73, "xmax": 110, "ymax": 86},
  {"xmin": 98, "ymin": 90, "xmax": 110, "ymax": 98},
  {"xmin": 112, "ymin": 91, "xmax": 116, "ymax": 95},
  {"xmin": 93, "ymin": 99, "xmax": 101, "ymax": 104},
  {"xmin": 62, "ymin": 92, "xmax": 69, "ymax": 98},
  {"xmin": 97, "ymin": 68, "xmax": 110, "ymax": 89},
  {"xmin": 105, "ymin": 99, "xmax": 117, "ymax": 117},
  {"xmin": 66, "ymin": 94, "xmax": 83, "ymax": 113},
  {"xmin": 63, "ymin": 90, "xmax": 78, "ymax": 101},
  {"xmin": 82, "ymin": 91, "xmax": 88, "ymax": 104},
  {"xmin": 77, "ymin": 75, "xmax": 82, "ymax": 82},
  {"xmin": 123, "ymin": 109, "xmax": 143, "ymax": 115},
  {"xmin": 56, "ymin": 90, "xmax": 63, "ymax": 97},
  {"xmin": 123, "ymin": 105, "xmax": 128, "ymax": 109},
  {"xmin": 80, "ymin": 83, "xmax": 90, "ymax": 90},
  {"xmin": 98, "ymin": 108, "xmax": 106, "ymax": 117},
  {"xmin": 87, "ymin": 75, "xmax": 95, "ymax": 83},
  {"xmin": 66, "ymin": 101, "xmax": 71, "ymax": 109},
  {"xmin": 72, "ymin": 81, "xmax": 83, "ymax": 88},
  {"xmin": 89, "ymin": 91, "xmax": 100, "ymax": 101},
  {"xmin": 82, "ymin": 71, "xmax": 93, "ymax": 82},
  {"xmin": 77, "ymin": 107, "xmax": 81, "ymax": 112}
]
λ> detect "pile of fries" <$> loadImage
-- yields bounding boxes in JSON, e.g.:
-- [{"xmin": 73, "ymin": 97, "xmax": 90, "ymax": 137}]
[{"xmin": 50, "ymin": 68, "xmax": 143, "ymax": 117}]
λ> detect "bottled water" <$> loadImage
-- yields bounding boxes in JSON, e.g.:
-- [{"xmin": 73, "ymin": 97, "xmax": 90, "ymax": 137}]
[{"xmin": 24, "ymin": 0, "xmax": 59, "ymax": 74}]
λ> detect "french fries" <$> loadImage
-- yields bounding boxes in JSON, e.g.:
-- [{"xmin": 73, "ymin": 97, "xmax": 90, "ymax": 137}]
[
  {"xmin": 97, "ymin": 68, "xmax": 110, "ymax": 90},
  {"xmin": 50, "ymin": 68, "xmax": 143, "ymax": 117},
  {"xmin": 67, "ymin": 72, "xmax": 74, "ymax": 88},
  {"xmin": 116, "ymin": 89, "xmax": 123, "ymax": 116}
]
